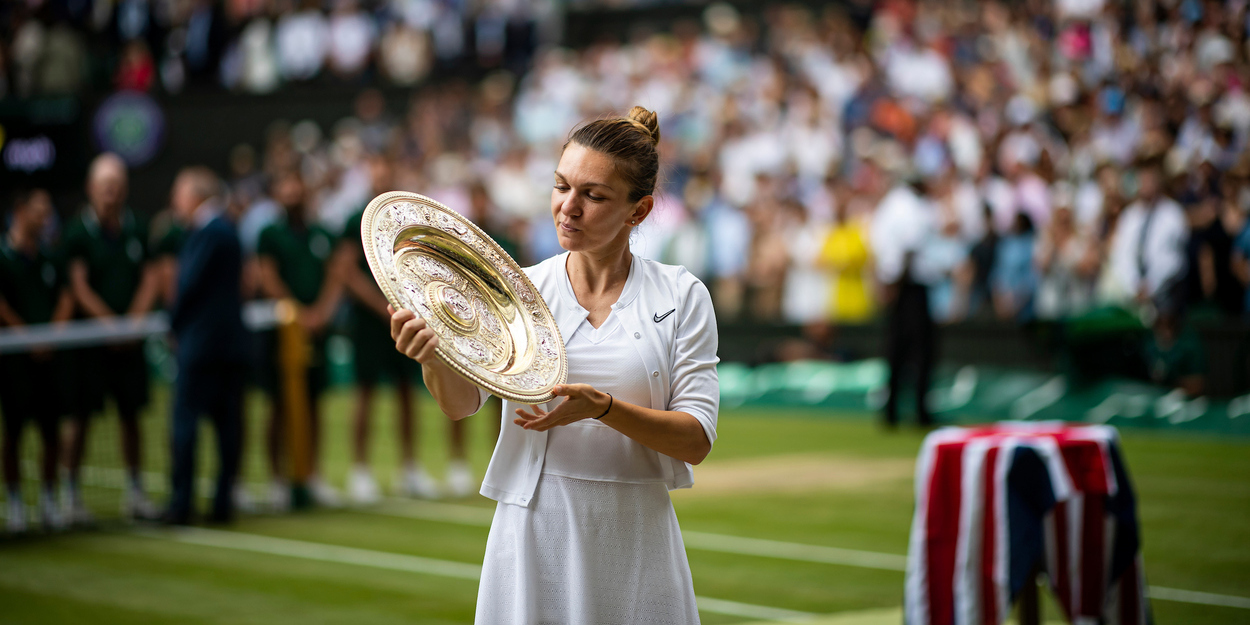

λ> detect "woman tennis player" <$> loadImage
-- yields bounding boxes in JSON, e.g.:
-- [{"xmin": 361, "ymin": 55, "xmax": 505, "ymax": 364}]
[{"xmin": 390, "ymin": 106, "xmax": 719, "ymax": 623}]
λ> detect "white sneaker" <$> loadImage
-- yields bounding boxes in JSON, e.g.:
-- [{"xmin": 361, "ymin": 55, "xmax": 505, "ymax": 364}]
[
  {"xmin": 39, "ymin": 491, "xmax": 66, "ymax": 531},
  {"xmin": 308, "ymin": 476, "xmax": 342, "ymax": 508},
  {"xmin": 445, "ymin": 460, "xmax": 476, "ymax": 498},
  {"xmin": 63, "ymin": 487, "xmax": 94, "ymax": 527},
  {"xmin": 397, "ymin": 466, "xmax": 440, "ymax": 499},
  {"xmin": 121, "ymin": 487, "xmax": 159, "ymax": 521},
  {"xmin": 348, "ymin": 467, "xmax": 381, "ymax": 505},
  {"xmin": 268, "ymin": 480, "xmax": 291, "ymax": 513},
  {"xmin": 234, "ymin": 484, "xmax": 257, "ymax": 514},
  {"xmin": 6, "ymin": 497, "xmax": 27, "ymax": 534}
]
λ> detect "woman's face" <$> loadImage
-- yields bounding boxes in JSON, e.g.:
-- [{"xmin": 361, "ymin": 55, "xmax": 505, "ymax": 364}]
[{"xmin": 551, "ymin": 143, "xmax": 649, "ymax": 254}]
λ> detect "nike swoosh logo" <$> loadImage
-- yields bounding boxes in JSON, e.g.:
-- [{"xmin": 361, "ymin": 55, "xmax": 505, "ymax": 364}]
[{"xmin": 653, "ymin": 309, "xmax": 676, "ymax": 323}]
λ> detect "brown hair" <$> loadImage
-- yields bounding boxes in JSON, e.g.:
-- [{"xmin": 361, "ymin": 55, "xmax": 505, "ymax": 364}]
[{"xmin": 565, "ymin": 106, "xmax": 660, "ymax": 203}]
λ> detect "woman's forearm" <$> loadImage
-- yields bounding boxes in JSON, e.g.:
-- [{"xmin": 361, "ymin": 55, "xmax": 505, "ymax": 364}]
[
  {"xmin": 599, "ymin": 400, "xmax": 711, "ymax": 465},
  {"xmin": 421, "ymin": 358, "xmax": 483, "ymax": 420}
]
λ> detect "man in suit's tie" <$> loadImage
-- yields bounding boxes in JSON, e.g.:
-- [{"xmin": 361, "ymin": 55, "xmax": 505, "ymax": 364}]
[{"xmin": 165, "ymin": 167, "xmax": 249, "ymax": 524}]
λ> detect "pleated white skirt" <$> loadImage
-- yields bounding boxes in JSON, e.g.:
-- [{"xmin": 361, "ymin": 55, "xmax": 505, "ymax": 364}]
[{"xmin": 474, "ymin": 474, "xmax": 700, "ymax": 624}]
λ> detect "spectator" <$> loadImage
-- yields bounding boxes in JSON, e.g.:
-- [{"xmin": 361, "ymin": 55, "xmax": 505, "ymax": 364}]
[
  {"xmin": 920, "ymin": 215, "xmax": 970, "ymax": 324},
  {"xmin": 1184, "ymin": 194, "xmax": 1243, "ymax": 316},
  {"xmin": 818, "ymin": 188, "xmax": 873, "ymax": 324},
  {"xmin": 1106, "ymin": 158, "xmax": 1189, "ymax": 311},
  {"xmin": 327, "ymin": 0, "xmax": 375, "ymax": 79},
  {"xmin": 871, "ymin": 173, "xmax": 937, "ymax": 427},
  {"xmin": 1036, "ymin": 202, "xmax": 1096, "ymax": 320},
  {"xmin": 992, "ymin": 213, "xmax": 1038, "ymax": 321},
  {"xmin": 1, "ymin": 189, "xmax": 73, "ymax": 532},
  {"xmin": 275, "ymin": 0, "xmax": 329, "ymax": 82}
]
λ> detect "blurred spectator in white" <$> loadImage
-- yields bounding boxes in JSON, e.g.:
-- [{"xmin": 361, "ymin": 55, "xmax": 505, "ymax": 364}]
[
  {"xmin": 1106, "ymin": 158, "xmax": 1189, "ymax": 310},
  {"xmin": 379, "ymin": 23, "xmax": 432, "ymax": 87},
  {"xmin": 1090, "ymin": 86, "xmax": 1141, "ymax": 166},
  {"xmin": 701, "ymin": 170, "xmax": 751, "ymax": 320},
  {"xmin": 919, "ymin": 211, "xmax": 970, "ymax": 324},
  {"xmin": 276, "ymin": 0, "xmax": 329, "ymax": 82},
  {"xmin": 236, "ymin": 18, "xmax": 281, "ymax": 94},
  {"xmin": 1074, "ymin": 162, "xmax": 1122, "ymax": 235},
  {"xmin": 780, "ymin": 198, "xmax": 829, "ymax": 326},
  {"xmin": 488, "ymin": 147, "xmax": 547, "ymax": 224},
  {"xmin": 327, "ymin": 0, "xmax": 375, "ymax": 79},
  {"xmin": 1035, "ymin": 195, "xmax": 1096, "ymax": 320}
]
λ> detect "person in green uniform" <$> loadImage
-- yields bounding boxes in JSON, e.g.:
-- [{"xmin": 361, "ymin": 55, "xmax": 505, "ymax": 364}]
[
  {"xmin": 1144, "ymin": 310, "xmax": 1208, "ymax": 397},
  {"xmin": 62, "ymin": 153, "xmax": 162, "ymax": 524},
  {"xmin": 147, "ymin": 205, "xmax": 188, "ymax": 308},
  {"xmin": 256, "ymin": 169, "xmax": 343, "ymax": 508},
  {"xmin": 1, "ymin": 189, "xmax": 75, "ymax": 533},
  {"xmin": 335, "ymin": 155, "xmax": 473, "ymax": 504}
]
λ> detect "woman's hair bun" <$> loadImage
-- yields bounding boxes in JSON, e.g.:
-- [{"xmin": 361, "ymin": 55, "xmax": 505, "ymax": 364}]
[{"xmin": 627, "ymin": 106, "xmax": 660, "ymax": 147}]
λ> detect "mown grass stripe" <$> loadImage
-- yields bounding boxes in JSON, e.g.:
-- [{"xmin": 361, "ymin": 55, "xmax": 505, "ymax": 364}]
[
  {"xmin": 132, "ymin": 526, "xmax": 482, "ymax": 580},
  {"xmin": 365, "ymin": 499, "xmax": 1250, "ymax": 610},
  {"xmin": 130, "ymin": 526, "xmax": 821, "ymax": 621}
]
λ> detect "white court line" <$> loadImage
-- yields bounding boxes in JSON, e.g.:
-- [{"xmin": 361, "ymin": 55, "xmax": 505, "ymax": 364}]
[
  {"xmin": 132, "ymin": 526, "xmax": 819, "ymax": 622},
  {"xmin": 366, "ymin": 499, "xmax": 1250, "ymax": 610},
  {"xmin": 681, "ymin": 531, "xmax": 908, "ymax": 572},
  {"xmin": 1145, "ymin": 586, "xmax": 1250, "ymax": 610},
  {"xmin": 693, "ymin": 596, "xmax": 816, "ymax": 623},
  {"xmin": 136, "ymin": 526, "xmax": 482, "ymax": 580}
]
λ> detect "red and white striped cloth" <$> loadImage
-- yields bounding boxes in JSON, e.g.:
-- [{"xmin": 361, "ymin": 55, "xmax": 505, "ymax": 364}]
[{"xmin": 904, "ymin": 422, "xmax": 1151, "ymax": 625}]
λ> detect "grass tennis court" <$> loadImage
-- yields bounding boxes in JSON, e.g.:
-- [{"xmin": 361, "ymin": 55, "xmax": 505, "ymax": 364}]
[{"xmin": 1, "ymin": 387, "xmax": 1247, "ymax": 624}]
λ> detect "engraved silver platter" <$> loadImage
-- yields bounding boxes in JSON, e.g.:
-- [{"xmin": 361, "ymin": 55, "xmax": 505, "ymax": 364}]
[{"xmin": 360, "ymin": 191, "xmax": 567, "ymax": 404}]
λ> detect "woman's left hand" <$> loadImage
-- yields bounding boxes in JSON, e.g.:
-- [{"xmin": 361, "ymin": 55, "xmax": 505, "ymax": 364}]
[{"xmin": 513, "ymin": 384, "xmax": 611, "ymax": 431}]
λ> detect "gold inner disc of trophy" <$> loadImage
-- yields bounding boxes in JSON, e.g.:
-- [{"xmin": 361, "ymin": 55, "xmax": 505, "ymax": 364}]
[
  {"xmin": 428, "ymin": 282, "xmax": 479, "ymax": 334},
  {"xmin": 393, "ymin": 225, "xmax": 535, "ymax": 376}
]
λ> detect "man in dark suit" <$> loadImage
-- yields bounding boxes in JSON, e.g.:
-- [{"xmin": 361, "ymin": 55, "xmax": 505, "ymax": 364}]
[{"xmin": 165, "ymin": 167, "xmax": 249, "ymax": 524}]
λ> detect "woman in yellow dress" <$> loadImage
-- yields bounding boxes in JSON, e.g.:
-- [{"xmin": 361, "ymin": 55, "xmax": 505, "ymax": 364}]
[{"xmin": 819, "ymin": 198, "xmax": 874, "ymax": 323}]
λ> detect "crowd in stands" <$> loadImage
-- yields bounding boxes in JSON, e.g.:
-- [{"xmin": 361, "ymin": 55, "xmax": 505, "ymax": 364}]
[
  {"xmin": 3, "ymin": 0, "xmax": 1249, "ymax": 528},
  {"xmin": 6, "ymin": 0, "xmax": 1250, "ymax": 329},
  {"xmin": 0, "ymin": 0, "xmax": 552, "ymax": 97},
  {"xmin": 167, "ymin": 0, "xmax": 1249, "ymax": 329}
]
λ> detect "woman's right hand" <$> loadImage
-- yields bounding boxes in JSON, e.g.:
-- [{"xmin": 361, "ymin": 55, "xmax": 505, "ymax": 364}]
[
  {"xmin": 390, "ymin": 305, "xmax": 440, "ymax": 364},
  {"xmin": 389, "ymin": 304, "xmax": 483, "ymax": 420}
]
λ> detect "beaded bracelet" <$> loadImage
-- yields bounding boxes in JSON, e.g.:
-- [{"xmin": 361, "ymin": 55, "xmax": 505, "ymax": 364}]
[{"xmin": 594, "ymin": 392, "xmax": 613, "ymax": 420}]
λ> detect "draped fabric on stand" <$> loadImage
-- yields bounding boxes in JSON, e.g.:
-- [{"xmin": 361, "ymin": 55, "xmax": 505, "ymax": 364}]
[{"xmin": 905, "ymin": 423, "xmax": 1151, "ymax": 625}]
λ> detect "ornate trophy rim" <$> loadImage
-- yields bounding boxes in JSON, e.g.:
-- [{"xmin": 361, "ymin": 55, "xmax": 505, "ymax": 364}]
[{"xmin": 360, "ymin": 191, "xmax": 567, "ymax": 405}]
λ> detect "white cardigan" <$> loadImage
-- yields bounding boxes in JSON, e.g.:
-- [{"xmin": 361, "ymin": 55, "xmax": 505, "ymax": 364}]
[{"xmin": 476, "ymin": 252, "xmax": 720, "ymax": 507}]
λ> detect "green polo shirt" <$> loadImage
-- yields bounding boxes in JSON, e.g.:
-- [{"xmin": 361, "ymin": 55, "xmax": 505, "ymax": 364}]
[
  {"xmin": 62, "ymin": 208, "xmax": 148, "ymax": 315},
  {"xmin": 258, "ymin": 217, "xmax": 334, "ymax": 306},
  {"xmin": 0, "ymin": 238, "xmax": 64, "ymax": 325},
  {"xmin": 1145, "ymin": 328, "xmax": 1207, "ymax": 386},
  {"xmin": 149, "ymin": 211, "xmax": 188, "ymax": 259},
  {"xmin": 341, "ymin": 210, "xmax": 370, "ymax": 275}
]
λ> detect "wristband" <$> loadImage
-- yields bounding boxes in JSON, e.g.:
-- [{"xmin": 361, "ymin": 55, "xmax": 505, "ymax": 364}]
[{"xmin": 594, "ymin": 392, "xmax": 613, "ymax": 420}]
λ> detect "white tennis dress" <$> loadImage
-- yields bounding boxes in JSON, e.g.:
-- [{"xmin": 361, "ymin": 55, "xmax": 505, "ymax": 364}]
[{"xmin": 474, "ymin": 258, "xmax": 707, "ymax": 624}]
